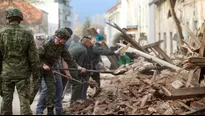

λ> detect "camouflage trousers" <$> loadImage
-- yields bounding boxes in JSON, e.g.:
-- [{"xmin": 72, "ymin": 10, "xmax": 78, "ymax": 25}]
[
  {"xmin": 29, "ymin": 75, "xmax": 41, "ymax": 105},
  {"xmin": 1, "ymin": 77, "xmax": 32, "ymax": 115},
  {"xmin": 41, "ymin": 70, "xmax": 56, "ymax": 109}
]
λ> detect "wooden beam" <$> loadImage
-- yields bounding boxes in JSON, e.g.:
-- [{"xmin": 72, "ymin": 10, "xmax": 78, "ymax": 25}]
[
  {"xmin": 152, "ymin": 46, "xmax": 174, "ymax": 64},
  {"xmin": 143, "ymin": 40, "xmax": 164, "ymax": 49},
  {"xmin": 106, "ymin": 22, "xmax": 148, "ymax": 53},
  {"xmin": 167, "ymin": 0, "xmax": 184, "ymax": 53},
  {"xmin": 117, "ymin": 43, "xmax": 181, "ymax": 70},
  {"xmin": 199, "ymin": 27, "xmax": 205, "ymax": 57},
  {"xmin": 161, "ymin": 87, "xmax": 205, "ymax": 100}
]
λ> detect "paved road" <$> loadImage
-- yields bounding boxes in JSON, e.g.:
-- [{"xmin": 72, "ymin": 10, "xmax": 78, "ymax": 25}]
[
  {"xmin": 0, "ymin": 89, "xmax": 71, "ymax": 115},
  {"xmin": 0, "ymin": 57, "xmax": 110, "ymax": 115}
]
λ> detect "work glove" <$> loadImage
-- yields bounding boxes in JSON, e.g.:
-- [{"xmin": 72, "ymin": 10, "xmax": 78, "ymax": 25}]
[
  {"xmin": 43, "ymin": 63, "xmax": 50, "ymax": 70},
  {"xmin": 114, "ymin": 47, "xmax": 123, "ymax": 55},
  {"xmin": 125, "ymin": 64, "xmax": 130, "ymax": 68},
  {"xmin": 77, "ymin": 66, "xmax": 87, "ymax": 73}
]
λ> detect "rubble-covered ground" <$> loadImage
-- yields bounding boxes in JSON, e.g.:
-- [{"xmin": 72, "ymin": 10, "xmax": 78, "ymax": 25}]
[{"xmin": 64, "ymin": 56, "xmax": 205, "ymax": 115}]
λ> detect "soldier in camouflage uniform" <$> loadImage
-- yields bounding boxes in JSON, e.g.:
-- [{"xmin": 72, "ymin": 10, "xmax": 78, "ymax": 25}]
[
  {"xmin": 35, "ymin": 27, "xmax": 73, "ymax": 115},
  {"xmin": 0, "ymin": 8, "xmax": 40, "ymax": 115},
  {"xmin": 38, "ymin": 28, "xmax": 86, "ymax": 115}
]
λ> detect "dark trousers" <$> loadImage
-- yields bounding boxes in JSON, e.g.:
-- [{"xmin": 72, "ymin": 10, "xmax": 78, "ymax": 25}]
[
  {"xmin": 70, "ymin": 71, "xmax": 83, "ymax": 103},
  {"xmin": 90, "ymin": 72, "xmax": 100, "ymax": 88}
]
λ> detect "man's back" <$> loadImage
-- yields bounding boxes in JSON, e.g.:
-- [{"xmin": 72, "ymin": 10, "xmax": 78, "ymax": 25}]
[
  {"xmin": 68, "ymin": 42, "xmax": 87, "ymax": 67},
  {"xmin": 0, "ymin": 24, "xmax": 35, "ymax": 78}
]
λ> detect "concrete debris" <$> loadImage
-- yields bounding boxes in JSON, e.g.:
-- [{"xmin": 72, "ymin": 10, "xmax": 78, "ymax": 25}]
[
  {"xmin": 64, "ymin": 56, "xmax": 205, "ymax": 115},
  {"xmin": 171, "ymin": 80, "xmax": 183, "ymax": 89}
]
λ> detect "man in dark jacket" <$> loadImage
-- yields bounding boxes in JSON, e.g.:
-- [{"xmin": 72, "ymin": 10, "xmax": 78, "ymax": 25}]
[
  {"xmin": 68, "ymin": 36, "xmax": 93, "ymax": 103},
  {"xmin": 92, "ymin": 35, "xmax": 122, "ymax": 90}
]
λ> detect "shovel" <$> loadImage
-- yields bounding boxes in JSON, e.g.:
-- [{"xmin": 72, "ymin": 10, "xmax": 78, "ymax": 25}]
[
  {"xmin": 52, "ymin": 68, "xmax": 122, "ymax": 75},
  {"xmin": 53, "ymin": 71, "xmax": 101, "ymax": 98}
]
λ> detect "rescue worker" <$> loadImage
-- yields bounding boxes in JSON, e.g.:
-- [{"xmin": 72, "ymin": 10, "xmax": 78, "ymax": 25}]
[
  {"xmin": 118, "ymin": 38, "xmax": 131, "ymax": 67},
  {"xmin": 35, "ymin": 27, "xmax": 73, "ymax": 115},
  {"xmin": 0, "ymin": 7, "xmax": 40, "ymax": 115},
  {"xmin": 38, "ymin": 28, "xmax": 86, "ymax": 115},
  {"xmin": 68, "ymin": 36, "xmax": 93, "ymax": 103},
  {"xmin": 92, "ymin": 34, "xmax": 122, "ymax": 90}
]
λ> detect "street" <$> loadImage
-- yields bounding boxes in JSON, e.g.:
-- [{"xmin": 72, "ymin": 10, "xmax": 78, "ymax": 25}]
[{"xmin": 0, "ymin": 89, "xmax": 71, "ymax": 115}]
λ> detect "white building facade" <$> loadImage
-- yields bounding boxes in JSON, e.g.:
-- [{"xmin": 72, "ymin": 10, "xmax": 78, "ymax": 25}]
[
  {"xmin": 33, "ymin": 0, "xmax": 74, "ymax": 36},
  {"xmin": 105, "ymin": 0, "xmax": 154, "ymax": 47},
  {"xmin": 150, "ymin": 0, "xmax": 205, "ymax": 56}
]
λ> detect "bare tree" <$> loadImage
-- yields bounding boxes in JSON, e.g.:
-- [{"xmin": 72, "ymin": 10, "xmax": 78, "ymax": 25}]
[{"xmin": 82, "ymin": 17, "xmax": 91, "ymax": 37}]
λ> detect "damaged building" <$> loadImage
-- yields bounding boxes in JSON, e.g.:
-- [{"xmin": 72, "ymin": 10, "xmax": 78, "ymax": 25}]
[
  {"xmin": 0, "ymin": 0, "xmax": 48, "ymax": 38},
  {"xmin": 150, "ymin": 0, "xmax": 205, "ymax": 56}
]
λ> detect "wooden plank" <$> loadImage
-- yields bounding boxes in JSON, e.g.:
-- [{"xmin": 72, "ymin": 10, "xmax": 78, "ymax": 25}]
[
  {"xmin": 106, "ymin": 22, "xmax": 148, "ymax": 53},
  {"xmin": 150, "ymin": 47, "xmax": 159, "ymax": 57},
  {"xmin": 143, "ymin": 40, "xmax": 164, "ymax": 49},
  {"xmin": 171, "ymin": 87, "xmax": 205, "ymax": 96},
  {"xmin": 162, "ymin": 86, "xmax": 172, "ymax": 96},
  {"xmin": 181, "ymin": 107, "xmax": 205, "ymax": 115},
  {"xmin": 199, "ymin": 26, "xmax": 205, "ymax": 57},
  {"xmin": 143, "ymin": 40, "xmax": 173, "ymax": 64},
  {"xmin": 167, "ymin": 0, "xmax": 184, "ymax": 52},
  {"xmin": 180, "ymin": 23, "xmax": 201, "ymax": 48},
  {"xmin": 178, "ymin": 101, "xmax": 195, "ymax": 111},
  {"xmin": 120, "ymin": 43, "xmax": 131, "ymax": 56},
  {"xmin": 188, "ymin": 57, "xmax": 205, "ymax": 63},
  {"xmin": 186, "ymin": 69, "xmax": 195, "ymax": 88},
  {"xmin": 117, "ymin": 43, "xmax": 181, "ymax": 70},
  {"xmin": 152, "ymin": 46, "xmax": 174, "ymax": 64}
]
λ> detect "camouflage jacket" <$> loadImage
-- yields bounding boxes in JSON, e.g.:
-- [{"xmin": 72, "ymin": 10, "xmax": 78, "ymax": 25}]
[
  {"xmin": 0, "ymin": 24, "xmax": 40, "ymax": 79},
  {"xmin": 38, "ymin": 39, "xmax": 78, "ymax": 69}
]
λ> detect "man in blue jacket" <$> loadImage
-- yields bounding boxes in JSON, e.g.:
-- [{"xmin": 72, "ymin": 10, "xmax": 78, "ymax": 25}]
[{"xmin": 91, "ymin": 35, "xmax": 122, "ymax": 90}]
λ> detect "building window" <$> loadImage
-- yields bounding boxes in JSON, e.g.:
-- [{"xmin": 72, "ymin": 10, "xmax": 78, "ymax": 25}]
[
  {"xmin": 158, "ymin": 33, "xmax": 161, "ymax": 41},
  {"xmin": 164, "ymin": 33, "xmax": 167, "ymax": 52},
  {"xmin": 186, "ymin": 22, "xmax": 189, "ymax": 39},
  {"xmin": 170, "ymin": 32, "xmax": 173, "ymax": 54},
  {"xmin": 194, "ymin": 21, "xmax": 198, "ymax": 31}
]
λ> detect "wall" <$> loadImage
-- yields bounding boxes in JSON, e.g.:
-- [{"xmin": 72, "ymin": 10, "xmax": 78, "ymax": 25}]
[
  {"xmin": 154, "ymin": 0, "xmax": 205, "ymax": 56},
  {"xmin": 148, "ymin": 0, "xmax": 155, "ymax": 44},
  {"xmin": 33, "ymin": 0, "xmax": 74, "ymax": 36},
  {"xmin": 28, "ymin": 10, "xmax": 49, "ymax": 39},
  {"xmin": 105, "ymin": 0, "xmax": 153, "ymax": 47},
  {"xmin": 59, "ymin": 1, "xmax": 73, "ymax": 29},
  {"xmin": 105, "ymin": 2, "xmax": 121, "ymax": 47},
  {"xmin": 33, "ymin": 3, "xmax": 59, "ymax": 36}
]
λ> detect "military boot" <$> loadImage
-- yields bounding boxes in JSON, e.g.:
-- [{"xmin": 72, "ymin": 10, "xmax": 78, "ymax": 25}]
[{"xmin": 47, "ymin": 107, "xmax": 54, "ymax": 115}]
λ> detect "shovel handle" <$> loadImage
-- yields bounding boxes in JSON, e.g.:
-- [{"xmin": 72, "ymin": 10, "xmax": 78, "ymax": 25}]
[
  {"xmin": 53, "ymin": 71, "xmax": 82, "ymax": 84},
  {"xmin": 52, "ymin": 68, "xmax": 116, "ymax": 75}
]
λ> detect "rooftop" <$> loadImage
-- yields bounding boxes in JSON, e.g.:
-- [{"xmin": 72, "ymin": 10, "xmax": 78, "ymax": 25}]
[
  {"xmin": 0, "ymin": 0, "xmax": 43, "ymax": 24},
  {"xmin": 105, "ymin": 2, "xmax": 121, "ymax": 14}
]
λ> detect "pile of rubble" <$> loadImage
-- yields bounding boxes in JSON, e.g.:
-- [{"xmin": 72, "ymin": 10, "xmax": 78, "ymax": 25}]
[{"xmin": 65, "ymin": 57, "xmax": 205, "ymax": 115}]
